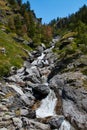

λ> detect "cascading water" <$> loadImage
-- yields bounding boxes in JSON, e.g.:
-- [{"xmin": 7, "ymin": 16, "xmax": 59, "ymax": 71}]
[
  {"xmin": 36, "ymin": 88, "xmax": 73, "ymax": 130},
  {"xmin": 36, "ymin": 89, "xmax": 57, "ymax": 118},
  {"xmin": 59, "ymin": 120, "xmax": 71, "ymax": 130},
  {"xmin": 31, "ymin": 53, "xmax": 45, "ymax": 66}
]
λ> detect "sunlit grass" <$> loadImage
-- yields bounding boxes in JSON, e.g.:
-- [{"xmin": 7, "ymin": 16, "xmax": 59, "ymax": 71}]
[{"xmin": 0, "ymin": 30, "xmax": 32, "ymax": 76}]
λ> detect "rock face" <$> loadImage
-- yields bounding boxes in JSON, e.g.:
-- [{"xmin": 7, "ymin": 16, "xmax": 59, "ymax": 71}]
[
  {"xmin": 32, "ymin": 84, "xmax": 50, "ymax": 99},
  {"xmin": 0, "ymin": 42, "xmax": 87, "ymax": 130},
  {"xmin": 49, "ymin": 72, "xmax": 87, "ymax": 130}
]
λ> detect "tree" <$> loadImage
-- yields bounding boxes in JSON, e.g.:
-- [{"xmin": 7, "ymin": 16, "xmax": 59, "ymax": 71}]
[
  {"xmin": 8, "ymin": 0, "xmax": 16, "ymax": 5},
  {"xmin": 17, "ymin": 0, "xmax": 22, "ymax": 6},
  {"xmin": 8, "ymin": 17, "xmax": 15, "ymax": 30},
  {"xmin": 14, "ymin": 14, "xmax": 22, "ymax": 34},
  {"xmin": 41, "ymin": 25, "xmax": 53, "ymax": 44},
  {"xmin": 26, "ymin": 1, "xmax": 30, "ymax": 11}
]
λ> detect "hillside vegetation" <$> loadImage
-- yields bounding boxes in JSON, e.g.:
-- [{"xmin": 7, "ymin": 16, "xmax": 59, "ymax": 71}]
[
  {"xmin": 49, "ymin": 5, "xmax": 87, "ymax": 77},
  {"xmin": 0, "ymin": 29, "xmax": 33, "ymax": 77},
  {"xmin": 0, "ymin": 0, "xmax": 53, "ymax": 77}
]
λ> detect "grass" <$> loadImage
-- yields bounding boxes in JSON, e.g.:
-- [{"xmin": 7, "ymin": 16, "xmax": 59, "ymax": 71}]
[
  {"xmin": 61, "ymin": 32, "xmax": 77, "ymax": 40},
  {"xmin": 0, "ymin": 29, "xmax": 32, "ymax": 77}
]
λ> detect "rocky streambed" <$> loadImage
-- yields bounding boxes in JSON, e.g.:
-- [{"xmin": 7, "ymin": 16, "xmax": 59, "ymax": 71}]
[{"xmin": 0, "ymin": 42, "xmax": 87, "ymax": 130}]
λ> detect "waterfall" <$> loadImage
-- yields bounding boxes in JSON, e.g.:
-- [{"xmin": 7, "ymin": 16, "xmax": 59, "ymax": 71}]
[{"xmin": 36, "ymin": 89, "xmax": 57, "ymax": 118}]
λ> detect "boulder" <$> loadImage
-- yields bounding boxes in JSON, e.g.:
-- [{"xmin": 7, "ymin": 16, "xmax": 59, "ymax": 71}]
[
  {"xmin": 32, "ymin": 84, "xmax": 50, "ymax": 99},
  {"xmin": 48, "ymin": 116, "xmax": 64, "ymax": 129},
  {"xmin": 0, "ymin": 47, "xmax": 6, "ymax": 54},
  {"xmin": 49, "ymin": 72, "xmax": 87, "ymax": 130},
  {"xmin": 27, "ymin": 109, "xmax": 36, "ymax": 119},
  {"xmin": 63, "ymin": 99, "xmax": 87, "ymax": 130},
  {"xmin": 12, "ymin": 118, "xmax": 23, "ymax": 128},
  {"xmin": 21, "ymin": 118, "xmax": 50, "ymax": 130}
]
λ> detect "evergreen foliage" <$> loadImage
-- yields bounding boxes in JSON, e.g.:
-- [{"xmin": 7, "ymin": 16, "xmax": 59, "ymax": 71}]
[
  {"xmin": 49, "ymin": 4, "xmax": 87, "ymax": 34},
  {"xmin": 7, "ymin": 0, "xmax": 53, "ymax": 45}
]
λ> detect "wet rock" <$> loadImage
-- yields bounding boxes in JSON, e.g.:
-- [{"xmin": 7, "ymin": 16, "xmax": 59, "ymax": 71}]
[
  {"xmin": 32, "ymin": 84, "xmax": 50, "ymax": 99},
  {"xmin": 59, "ymin": 120, "xmax": 76, "ymax": 130},
  {"xmin": 48, "ymin": 116, "xmax": 64, "ymax": 129}
]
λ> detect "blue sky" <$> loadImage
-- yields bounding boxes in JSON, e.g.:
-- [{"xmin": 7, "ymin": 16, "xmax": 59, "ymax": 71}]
[{"xmin": 23, "ymin": 0, "xmax": 87, "ymax": 23}]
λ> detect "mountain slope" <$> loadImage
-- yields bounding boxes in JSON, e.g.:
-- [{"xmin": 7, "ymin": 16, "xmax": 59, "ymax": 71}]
[{"xmin": 0, "ymin": 0, "xmax": 53, "ymax": 77}]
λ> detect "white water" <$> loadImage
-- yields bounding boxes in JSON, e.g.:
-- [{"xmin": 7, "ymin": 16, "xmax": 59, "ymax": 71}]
[
  {"xmin": 36, "ymin": 89, "xmax": 57, "ymax": 118},
  {"xmin": 59, "ymin": 120, "xmax": 71, "ymax": 130},
  {"xmin": 31, "ymin": 53, "xmax": 45, "ymax": 66},
  {"xmin": 37, "ymin": 53, "xmax": 45, "ymax": 60}
]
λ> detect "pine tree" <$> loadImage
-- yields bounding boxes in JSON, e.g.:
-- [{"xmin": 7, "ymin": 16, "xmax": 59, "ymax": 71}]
[{"xmin": 17, "ymin": 0, "xmax": 22, "ymax": 6}]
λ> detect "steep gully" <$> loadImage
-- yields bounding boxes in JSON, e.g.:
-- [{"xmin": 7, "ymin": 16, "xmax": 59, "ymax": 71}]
[{"xmin": 0, "ymin": 37, "xmax": 87, "ymax": 130}]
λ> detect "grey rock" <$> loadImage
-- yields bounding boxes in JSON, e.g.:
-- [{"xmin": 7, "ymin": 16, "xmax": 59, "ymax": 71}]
[
  {"xmin": 0, "ymin": 128, "xmax": 8, "ymax": 130},
  {"xmin": 14, "ymin": 36, "xmax": 24, "ymax": 42},
  {"xmin": 63, "ymin": 99, "xmax": 87, "ymax": 130},
  {"xmin": 37, "ymin": 45, "xmax": 44, "ymax": 53},
  {"xmin": 33, "ymin": 84, "xmax": 50, "ymax": 99},
  {"xmin": 27, "ymin": 81, "xmax": 37, "ymax": 88},
  {"xmin": 26, "ymin": 66, "xmax": 40, "ymax": 78},
  {"xmin": 22, "ymin": 117, "xmax": 50, "ymax": 130},
  {"xmin": 48, "ymin": 116, "xmax": 64, "ymax": 129},
  {"xmin": 10, "ymin": 66, "xmax": 17, "ymax": 75},
  {"xmin": 0, "ymin": 47, "xmax": 6, "ymax": 54},
  {"xmin": 7, "ymin": 74, "xmax": 23, "ymax": 82},
  {"xmin": 12, "ymin": 118, "xmax": 23, "ymax": 128},
  {"xmin": 49, "ymin": 72, "xmax": 87, "ymax": 130},
  {"xmin": 27, "ymin": 109, "xmax": 36, "ymax": 119},
  {"xmin": 20, "ymin": 108, "xmax": 29, "ymax": 116},
  {"xmin": 8, "ymin": 84, "xmax": 34, "ymax": 107},
  {"xmin": 82, "ymin": 98, "xmax": 87, "ymax": 112},
  {"xmin": 49, "ymin": 74, "xmax": 64, "ymax": 90},
  {"xmin": 59, "ymin": 120, "xmax": 76, "ymax": 130}
]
